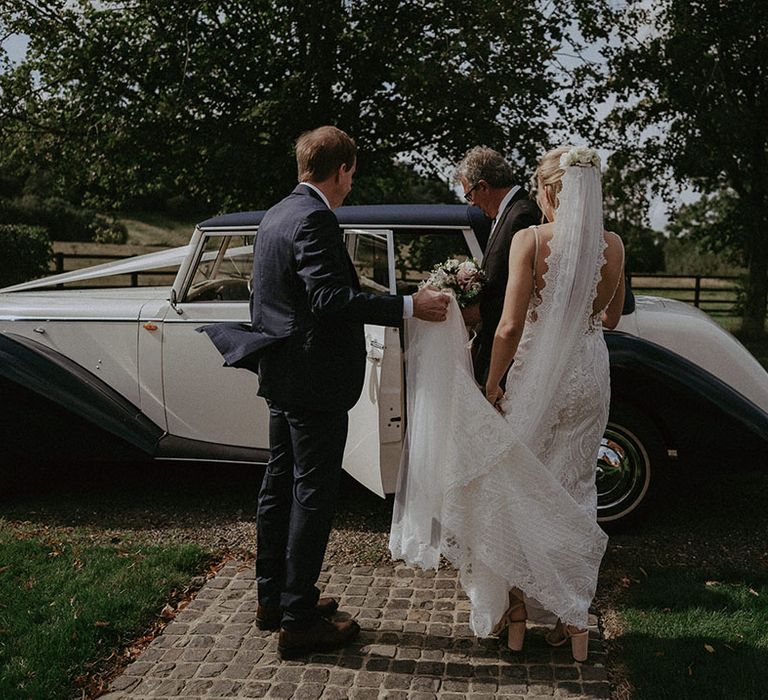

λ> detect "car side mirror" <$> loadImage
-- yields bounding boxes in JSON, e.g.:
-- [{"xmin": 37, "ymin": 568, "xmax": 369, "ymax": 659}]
[{"xmin": 170, "ymin": 288, "xmax": 183, "ymax": 315}]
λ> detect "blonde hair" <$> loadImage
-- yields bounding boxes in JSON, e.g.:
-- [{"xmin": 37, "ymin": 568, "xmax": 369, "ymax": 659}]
[{"xmin": 533, "ymin": 145, "xmax": 573, "ymax": 214}]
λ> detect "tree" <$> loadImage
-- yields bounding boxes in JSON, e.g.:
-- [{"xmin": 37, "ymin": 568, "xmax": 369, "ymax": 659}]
[
  {"xmin": 578, "ymin": 0, "xmax": 768, "ymax": 334},
  {"xmin": 667, "ymin": 188, "xmax": 747, "ymax": 266},
  {"xmin": 602, "ymin": 154, "xmax": 665, "ymax": 273},
  {"xmin": 0, "ymin": 0, "xmax": 573, "ymax": 214}
]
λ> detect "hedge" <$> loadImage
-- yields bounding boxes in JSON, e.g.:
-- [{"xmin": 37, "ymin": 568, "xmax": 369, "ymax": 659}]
[
  {"xmin": 0, "ymin": 224, "xmax": 53, "ymax": 288},
  {"xmin": 0, "ymin": 196, "xmax": 127, "ymax": 244}
]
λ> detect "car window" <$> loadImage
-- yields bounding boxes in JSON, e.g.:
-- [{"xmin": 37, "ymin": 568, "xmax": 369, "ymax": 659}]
[
  {"xmin": 393, "ymin": 228, "xmax": 474, "ymax": 294},
  {"xmin": 186, "ymin": 234, "xmax": 254, "ymax": 302},
  {"xmin": 345, "ymin": 231, "xmax": 391, "ymax": 296}
]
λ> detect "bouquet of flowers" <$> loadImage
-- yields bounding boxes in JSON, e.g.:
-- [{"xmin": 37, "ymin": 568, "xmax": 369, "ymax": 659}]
[{"xmin": 421, "ymin": 257, "xmax": 486, "ymax": 308}]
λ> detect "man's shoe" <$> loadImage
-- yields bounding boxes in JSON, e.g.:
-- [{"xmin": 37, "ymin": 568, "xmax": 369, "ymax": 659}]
[
  {"xmin": 278, "ymin": 617, "xmax": 360, "ymax": 659},
  {"xmin": 256, "ymin": 597, "xmax": 339, "ymax": 631}
]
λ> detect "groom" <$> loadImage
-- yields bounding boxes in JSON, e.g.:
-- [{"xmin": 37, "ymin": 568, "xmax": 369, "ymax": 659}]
[
  {"xmin": 204, "ymin": 126, "xmax": 449, "ymax": 659},
  {"xmin": 454, "ymin": 147, "xmax": 541, "ymax": 386}
]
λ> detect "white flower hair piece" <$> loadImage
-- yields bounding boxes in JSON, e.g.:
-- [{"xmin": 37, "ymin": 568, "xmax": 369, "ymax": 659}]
[{"xmin": 559, "ymin": 146, "xmax": 601, "ymax": 170}]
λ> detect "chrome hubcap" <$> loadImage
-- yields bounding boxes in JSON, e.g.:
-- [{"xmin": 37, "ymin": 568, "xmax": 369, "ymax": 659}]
[{"xmin": 596, "ymin": 425, "xmax": 650, "ymax": 521}]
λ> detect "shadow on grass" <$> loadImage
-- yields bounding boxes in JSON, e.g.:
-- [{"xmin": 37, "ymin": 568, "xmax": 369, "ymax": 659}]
[
  {"xmin": 620, "ymin": 631, "xmax": 768, "ymax": 700},
  {"xmin": 608, "ymin": 465, "xmax": 768, "ymax": 540}
]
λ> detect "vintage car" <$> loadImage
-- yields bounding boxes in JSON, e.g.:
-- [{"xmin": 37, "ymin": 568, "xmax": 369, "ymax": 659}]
[{"xmin": 1, "ymin": 204, "xmax": 767, "ymax": 528}]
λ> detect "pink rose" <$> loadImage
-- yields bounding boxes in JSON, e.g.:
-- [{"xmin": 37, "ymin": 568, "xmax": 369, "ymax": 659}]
[{"xmin": 456, "ymin": 267, "xmax": 475, "ymax": 290}]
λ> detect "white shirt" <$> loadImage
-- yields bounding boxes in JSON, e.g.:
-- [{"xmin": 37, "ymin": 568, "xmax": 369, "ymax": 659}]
[
  {"xmin": 301, "ymin": 181, "xmax": 331, "ymax": 210},
  {"xmin": 299, "ymin": 181, "xmax": 413, "ymax": 318},
  {"xmin": 489, "ymin": 185, "xmax": 521, "ymax": 238}
]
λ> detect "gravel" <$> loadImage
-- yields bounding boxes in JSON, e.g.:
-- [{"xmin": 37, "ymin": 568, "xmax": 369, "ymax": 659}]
[
  {"xmin": 1, "ymin": 461, "xmax": 394, "ymax": 565},
  {"xmin": 4, "ymin": 458, "xmax": 766, "ymax": 573}
]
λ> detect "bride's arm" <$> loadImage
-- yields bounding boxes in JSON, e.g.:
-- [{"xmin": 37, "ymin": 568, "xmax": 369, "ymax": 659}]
[
  {"xmin": 485, "ymin": 230, "xmax": 535, "ymax": 405},
  {"xmin": 602, "ymin": 234, "xmax": 626, "ymax": 330}
]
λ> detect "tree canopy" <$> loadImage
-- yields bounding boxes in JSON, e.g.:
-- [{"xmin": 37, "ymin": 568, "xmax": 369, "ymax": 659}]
[
  {"xmin": 580, "ymin": 0, "xmax": 768, "ymax": 333},
  {"xmin": 0, "ymin": 0, "xmax": 573, "ymax": 213}
]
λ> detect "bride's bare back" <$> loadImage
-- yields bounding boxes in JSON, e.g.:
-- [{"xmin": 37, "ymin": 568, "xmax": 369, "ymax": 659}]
[
  {"xmin": 485, "ymin": 221, "xmax": 626, "ymax": 403},
  {"xmin": 528, "ymin": 223, "xmax": 625, "ymax": 328}
]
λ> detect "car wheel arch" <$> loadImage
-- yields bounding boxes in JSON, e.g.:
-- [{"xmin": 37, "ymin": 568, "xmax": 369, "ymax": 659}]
[{"xmin": 0, "ymin": 333, "xmax": 163, "ymax": 457}]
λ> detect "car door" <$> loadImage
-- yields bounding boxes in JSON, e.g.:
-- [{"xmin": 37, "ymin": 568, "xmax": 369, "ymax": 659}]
[
  {"xmin": 159, "ymin": 232, "xmax": 269, "ymax": 450},
  {"xmin": 342, "ymin": 229, "xmax": 404, "ymax": 497}
]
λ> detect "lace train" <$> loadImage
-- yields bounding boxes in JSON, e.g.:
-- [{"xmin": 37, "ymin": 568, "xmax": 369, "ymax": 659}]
[{"xmin": 390, "ymin": 302, "xmax": 608, "ymax": 634}]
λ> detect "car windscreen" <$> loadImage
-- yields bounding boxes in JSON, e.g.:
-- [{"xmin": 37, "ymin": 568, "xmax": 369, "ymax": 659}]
[{"xmin": 186, "ymin": 234, "xmax": 255, "ymax": 302}]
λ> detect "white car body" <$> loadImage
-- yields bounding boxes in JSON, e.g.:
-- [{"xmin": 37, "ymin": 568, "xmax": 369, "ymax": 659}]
[{"xmin": 2, "ymin": 204, "xmax": 767, "ymax": 524}]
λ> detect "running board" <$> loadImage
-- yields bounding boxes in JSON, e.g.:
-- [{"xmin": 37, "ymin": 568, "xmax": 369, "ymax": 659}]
[{"xmin": 155, "ymin": 434, "xmax": 270, "ymax": 465}]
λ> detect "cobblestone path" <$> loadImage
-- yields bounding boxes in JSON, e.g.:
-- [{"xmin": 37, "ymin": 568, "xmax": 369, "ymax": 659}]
[{"xmin": 102, "ymin": 560, "xmax": 611, "ymax": 699}]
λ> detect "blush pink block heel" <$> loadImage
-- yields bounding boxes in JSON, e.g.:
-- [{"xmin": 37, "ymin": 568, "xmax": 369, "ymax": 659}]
[
  {"xmin": 546, "ymin": 620, "xmax": 590, "ymax": 662},
  {"xmin": 506, "ymin": 615, "xmax": 527, "ymax": 651},
  {"xmin": 569, "ymin": 628, "xmax": 589, "ymax": 662},
  {"xmin": 492, "ymin": 598, "xmax": 527, "ymax": 652}
]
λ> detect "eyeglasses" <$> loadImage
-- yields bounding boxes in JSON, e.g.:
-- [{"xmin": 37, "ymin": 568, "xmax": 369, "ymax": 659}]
[{"xmin": 464, "ymin": 181, "xmax": 481, "ymax": 202}]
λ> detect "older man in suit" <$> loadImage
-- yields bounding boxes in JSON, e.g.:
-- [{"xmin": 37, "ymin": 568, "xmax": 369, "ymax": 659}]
[
  {"xmin": 454, "ymin": 147, "xmax": 542, "ymax": 386},
  {"xmin": 204, "ymin": 126, "xmax": 449, "ymax": 659}
]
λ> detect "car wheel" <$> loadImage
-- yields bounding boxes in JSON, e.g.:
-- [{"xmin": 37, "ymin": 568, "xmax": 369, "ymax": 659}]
[{"xmin": 596, "ymin": 403, "xmax": 667, "ymax": 529}]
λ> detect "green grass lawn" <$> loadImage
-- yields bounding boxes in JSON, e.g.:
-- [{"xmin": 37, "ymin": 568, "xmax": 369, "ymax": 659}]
[
  {"xmin": 616, "ymin": 568, "xmax": 768, "ymax": 699},
  {"xmin": 116, "ymin": 211, "xmax": 198, "ymax": 247},
  {"xmin": 0, "ymin": 521, "xmax": 211, "ymax": 698},
  {"xmin": 604, "ymin": 466, "xmax": 768, "ymax": 700}
]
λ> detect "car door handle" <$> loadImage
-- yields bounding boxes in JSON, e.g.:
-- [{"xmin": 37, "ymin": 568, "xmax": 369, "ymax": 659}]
[{"xmin": 366, "ymin": 336, "xmax": 384, "ymax": 363}]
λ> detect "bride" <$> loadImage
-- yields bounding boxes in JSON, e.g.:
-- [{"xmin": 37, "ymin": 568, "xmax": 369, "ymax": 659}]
[{"xmin": 389, "ymin": 145, "xmax": 626, "ymax": 662}]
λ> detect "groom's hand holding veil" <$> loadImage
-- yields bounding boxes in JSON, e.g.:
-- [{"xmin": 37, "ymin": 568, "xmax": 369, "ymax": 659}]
[{"xmin": 412, "ymin": 285, "xmax": 450, "ymax": 321}]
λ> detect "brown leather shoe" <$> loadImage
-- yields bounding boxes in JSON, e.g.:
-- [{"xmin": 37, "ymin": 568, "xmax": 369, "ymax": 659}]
[
  {"xmin": 278, "ymin": 617, "xmax": 360, "ymax": 659},
  {"xmin": 256, "ymin": 597, "xmax": 339, "ymax": 631}
]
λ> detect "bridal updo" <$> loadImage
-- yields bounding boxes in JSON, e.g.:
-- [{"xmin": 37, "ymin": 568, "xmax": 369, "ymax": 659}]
[{"xmin": 533, "ymin": 145, "xmax": 573, "ymax": 216}]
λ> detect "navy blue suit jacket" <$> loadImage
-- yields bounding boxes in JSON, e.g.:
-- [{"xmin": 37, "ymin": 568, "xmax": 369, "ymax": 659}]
[{"xmin": 200, "ymin": 184, "xmax": 404, "ymax": 412}]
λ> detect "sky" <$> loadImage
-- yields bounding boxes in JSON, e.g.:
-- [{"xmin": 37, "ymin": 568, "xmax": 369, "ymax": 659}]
[
  {"xmin": 2, "ymin": 33, "xmax": 28, "ymax": 64},
  {"xmin": 1, "ymin": 32, "xmax": 676, "ymax": 230}
]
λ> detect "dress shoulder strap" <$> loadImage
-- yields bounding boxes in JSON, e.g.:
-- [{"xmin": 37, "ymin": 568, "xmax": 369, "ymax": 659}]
[
  {"xmin": 530, "ymin": 225, "xmax": 542, "ymax": 300},
  {"xmin": 607, "ymin": 232, "xmax": 626, "ymax": 304},
  {"xmin": 600, "ymin": 232, "xmax": 626, "ymax": 313},
  {"xmin": 531, "ymin": 224, "xmax": 539, "ymax": 277},
  {"xmin": 531, "ymin": 225, "xmax": 540, "ymax": 279}
]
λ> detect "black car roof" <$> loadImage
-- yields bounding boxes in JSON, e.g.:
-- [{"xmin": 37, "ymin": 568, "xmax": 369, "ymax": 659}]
[{"xmin": 199, "ymin": 203, "xmax": 488, "ymax": 231}]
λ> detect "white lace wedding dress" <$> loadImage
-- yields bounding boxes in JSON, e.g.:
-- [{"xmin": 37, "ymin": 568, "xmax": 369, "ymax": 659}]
[{"xmin": 390, "ymin": 165, "xmax": 611, "ymax": 636}]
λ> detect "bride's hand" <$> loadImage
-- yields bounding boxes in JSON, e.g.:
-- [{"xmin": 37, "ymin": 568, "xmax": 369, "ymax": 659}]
[{"xmin": 485, "ymin": 384, "xmax": 505, "ymax": 414}]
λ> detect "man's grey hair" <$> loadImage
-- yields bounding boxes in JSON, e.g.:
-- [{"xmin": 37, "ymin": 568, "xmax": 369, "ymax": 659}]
[{"xmin": 454, "ymin": 146, "xmax": 515, "ymax": 188}]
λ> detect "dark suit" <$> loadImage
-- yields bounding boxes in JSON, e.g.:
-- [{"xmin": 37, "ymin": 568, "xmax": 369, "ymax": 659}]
[
  {"xmin": 473, "ymin": 188, "xmax": 541, "ymax": 386},
  {"xmin": 250, "ymin": 185, "xmax": 403, "ymax": 411},
  {"xmin": 202, "ymin": 184, "xmax": 403, "ymax": 630}
]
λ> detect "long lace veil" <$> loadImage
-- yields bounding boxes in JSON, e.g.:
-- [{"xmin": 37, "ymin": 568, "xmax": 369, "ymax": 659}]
[
  {"xmin": 390, "ymin": 164, "xmax": 609, "ymax": 634},
  {"xmin": 503, "ymin": 163, "xmax": 606, "ymax": 444}
]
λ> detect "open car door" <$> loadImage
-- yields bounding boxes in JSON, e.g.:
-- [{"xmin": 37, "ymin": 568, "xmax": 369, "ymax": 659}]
[{"xmin": 343, "ymin": 229, "xmax": 404, "ymax": 497}]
